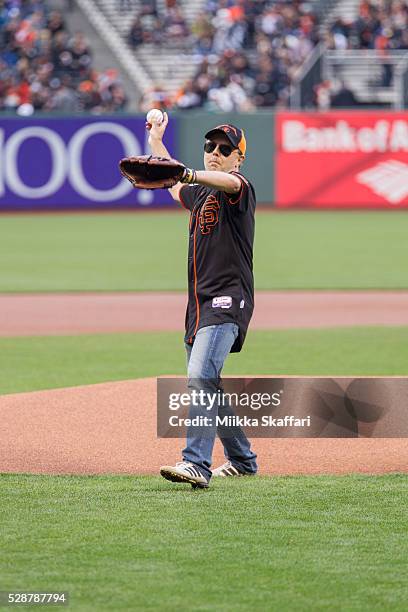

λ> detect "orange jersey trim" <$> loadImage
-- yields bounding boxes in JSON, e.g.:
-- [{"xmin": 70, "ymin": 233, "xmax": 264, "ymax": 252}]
[
  {"xmin": 192, "ymin": 215, "xmax": 200, "ymax": 336},
  {"xmin": 178, "ymin": 185, "xmax": 189, "ymax": 210},
  {"xmin": 225, "ymin": 172, "xmax": 248, "ymax": 205}
]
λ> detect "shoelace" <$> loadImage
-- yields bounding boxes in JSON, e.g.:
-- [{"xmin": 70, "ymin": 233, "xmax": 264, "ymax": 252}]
[
  {"xmin": 175, "ymin": 461, "xmax": 205, "ymax": 479},
  {"xmin": 175, "ymin": 461, "xmax": 193, "ymax": 468}
]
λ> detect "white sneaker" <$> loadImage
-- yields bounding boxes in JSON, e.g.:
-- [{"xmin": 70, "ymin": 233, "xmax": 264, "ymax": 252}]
[
  {"xmin": 212, "ymin": 460, "xmax": 247, "ymax": 477},
  {"xmin": 160, "ymin": 461, "xmax": 209, "ymax": 489}
]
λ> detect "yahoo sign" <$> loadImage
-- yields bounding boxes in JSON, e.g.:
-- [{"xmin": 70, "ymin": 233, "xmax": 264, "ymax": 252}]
[{"xmin": 0, "ymin": 117, "xmax": 175, "ymax": 210}]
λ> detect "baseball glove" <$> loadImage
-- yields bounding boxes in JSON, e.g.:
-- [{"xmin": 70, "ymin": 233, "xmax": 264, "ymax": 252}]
[{"xmin": 119, "ymin": 155, "xmax": 193, "ymax": 189}]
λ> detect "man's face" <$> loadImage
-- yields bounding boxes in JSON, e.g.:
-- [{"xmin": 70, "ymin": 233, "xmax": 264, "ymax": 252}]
[{"xmin": 203, "ymin": 133, "xmax": 244, "ymax": 172}]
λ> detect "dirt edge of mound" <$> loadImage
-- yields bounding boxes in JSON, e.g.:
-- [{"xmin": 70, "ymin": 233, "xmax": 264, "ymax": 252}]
[{"xmin": 1, "ymin": 378, "xmax": 406, "ymax": 476}]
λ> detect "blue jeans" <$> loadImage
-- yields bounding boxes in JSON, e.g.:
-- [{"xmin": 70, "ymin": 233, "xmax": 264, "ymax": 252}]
[{"xmin": 182, "ymin": 323, "xmax": 258, "ymax": 480}]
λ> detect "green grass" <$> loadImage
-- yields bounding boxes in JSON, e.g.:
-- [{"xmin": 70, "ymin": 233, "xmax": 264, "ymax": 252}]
[
  {"xmin": 1, "ymin": 327, "xmax": 407, "ymax": 395},
  {"xmin": 0, "ymin": 211, "xmax": 407, "ymax": 291},
  {"xmin": 1, "ymin": 473, "xmax": 407, "ymax": 611}
]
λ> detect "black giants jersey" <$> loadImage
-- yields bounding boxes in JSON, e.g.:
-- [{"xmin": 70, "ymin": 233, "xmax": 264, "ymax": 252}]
[{"xmin": 179, "ymin": 171, "xmax": 256, "ymax": 353}]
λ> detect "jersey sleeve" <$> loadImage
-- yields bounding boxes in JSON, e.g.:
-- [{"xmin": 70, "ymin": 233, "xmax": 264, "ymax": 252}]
[
  {"xmin": 223, "ymin": 172, "xmax": 253, "ymax": 213},
  {"xmin": 179, "ymin": 184, "xmax": 200, "ymax": 211}
]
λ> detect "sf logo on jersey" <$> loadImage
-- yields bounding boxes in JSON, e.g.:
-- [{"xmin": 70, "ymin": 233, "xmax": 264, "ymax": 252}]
[{"xmin": 199, "ymin": 195, "xmax": 220, "ymax": 235}]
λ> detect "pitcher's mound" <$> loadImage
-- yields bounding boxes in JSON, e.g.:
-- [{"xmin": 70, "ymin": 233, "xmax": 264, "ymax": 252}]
[{"xmin": 0, "ymin": 378, "xmax": 406, "ymax": 476}]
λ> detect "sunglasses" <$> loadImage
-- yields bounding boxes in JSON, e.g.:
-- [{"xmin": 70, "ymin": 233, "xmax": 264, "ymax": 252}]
[{"xmin": 204, "ymin": 140, "xmax": 236, "ymax": 157}]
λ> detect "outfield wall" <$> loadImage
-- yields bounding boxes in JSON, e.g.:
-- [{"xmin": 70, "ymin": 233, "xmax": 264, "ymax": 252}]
[
  {"xmin": 0, "ymin": 116, "xmax": 174, "ymax": 211},
  {"xmin": 276, "ymin": 111, "xmax": 408, "ymax": 209},
  {"xmin": 0, "ymin": 111, "xmax": 407, "ymax": 210}
]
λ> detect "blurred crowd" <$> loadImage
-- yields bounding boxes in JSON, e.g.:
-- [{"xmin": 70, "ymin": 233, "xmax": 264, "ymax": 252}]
[
  {"xmin": 137, "ymin": 0, "xmax": 408, "ymax": 113},
  {"xmin": 315, "ymin": 0, "xmax": 408, "ymax": 108},
  {"xmin": 137, "ymin": 0, "xmax": 320, "ymax": 112},
  {"xmin": 0, "ymin": 0, "xmax": 127, "ymax": 114},
  {"xmin": 326, "ymin": 0, "xmax": 408, "ymax": 52},
  {"xmin": 3, "ymin": 0, "xmax": 404, "ymax": 115},
  {"xmin": 128, "ymin": 0, "xmax": 189, "ymax": 47}
]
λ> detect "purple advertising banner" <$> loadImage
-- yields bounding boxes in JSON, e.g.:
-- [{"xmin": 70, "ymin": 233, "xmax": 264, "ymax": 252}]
[{"xmin": 0, "ymin": 116, "xmax": 175, "ymax": 210}]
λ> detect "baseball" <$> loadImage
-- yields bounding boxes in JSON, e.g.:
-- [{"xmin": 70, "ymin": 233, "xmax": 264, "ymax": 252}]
[{"xmin": 146, "ymin": 108, "xmax": 164, "ymax": 125}]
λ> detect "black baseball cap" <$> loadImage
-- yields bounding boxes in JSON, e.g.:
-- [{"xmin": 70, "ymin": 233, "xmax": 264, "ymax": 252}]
[{"xmin": 205, "ymin": 124, "xmax": 246, "ymax": 155}]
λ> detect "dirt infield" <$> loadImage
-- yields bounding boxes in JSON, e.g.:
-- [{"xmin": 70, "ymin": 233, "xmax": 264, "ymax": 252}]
[
  {"xmin": 1, "ymin": 378, "xmax": 407, "ymax": 476},
  {"xmin": 1, "ymin": 291, "xmax": 408, "ymax": 336},
  {"xmin": 1, "ymin": 291, "xmax": 407, "ymax": 477}
]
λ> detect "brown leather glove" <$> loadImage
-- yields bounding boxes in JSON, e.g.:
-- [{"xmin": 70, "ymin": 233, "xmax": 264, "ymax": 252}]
[{"xmin": 119, "ymin": 155, "xmax": 196, "ymax": 190}]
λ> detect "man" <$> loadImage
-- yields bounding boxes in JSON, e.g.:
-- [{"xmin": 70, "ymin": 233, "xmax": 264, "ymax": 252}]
[{"xmin": 148, "ymin": 113, "xmax": 258, "ymax": 489}]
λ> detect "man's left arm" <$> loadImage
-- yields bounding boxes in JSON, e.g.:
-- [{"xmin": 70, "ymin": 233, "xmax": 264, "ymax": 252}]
[
  {"xmin": 193, "ymin": 171, "xmax": 241, "ymax": 194},
  {"xmin": 223, "ymin": 172, "xmax": 252, "ymax": 212}
]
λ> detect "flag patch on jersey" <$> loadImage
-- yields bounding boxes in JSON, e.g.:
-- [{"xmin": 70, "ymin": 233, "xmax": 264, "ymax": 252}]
[{"xmin": 212, "ymin": 296, "xmax": 232, "ymax": 309}]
